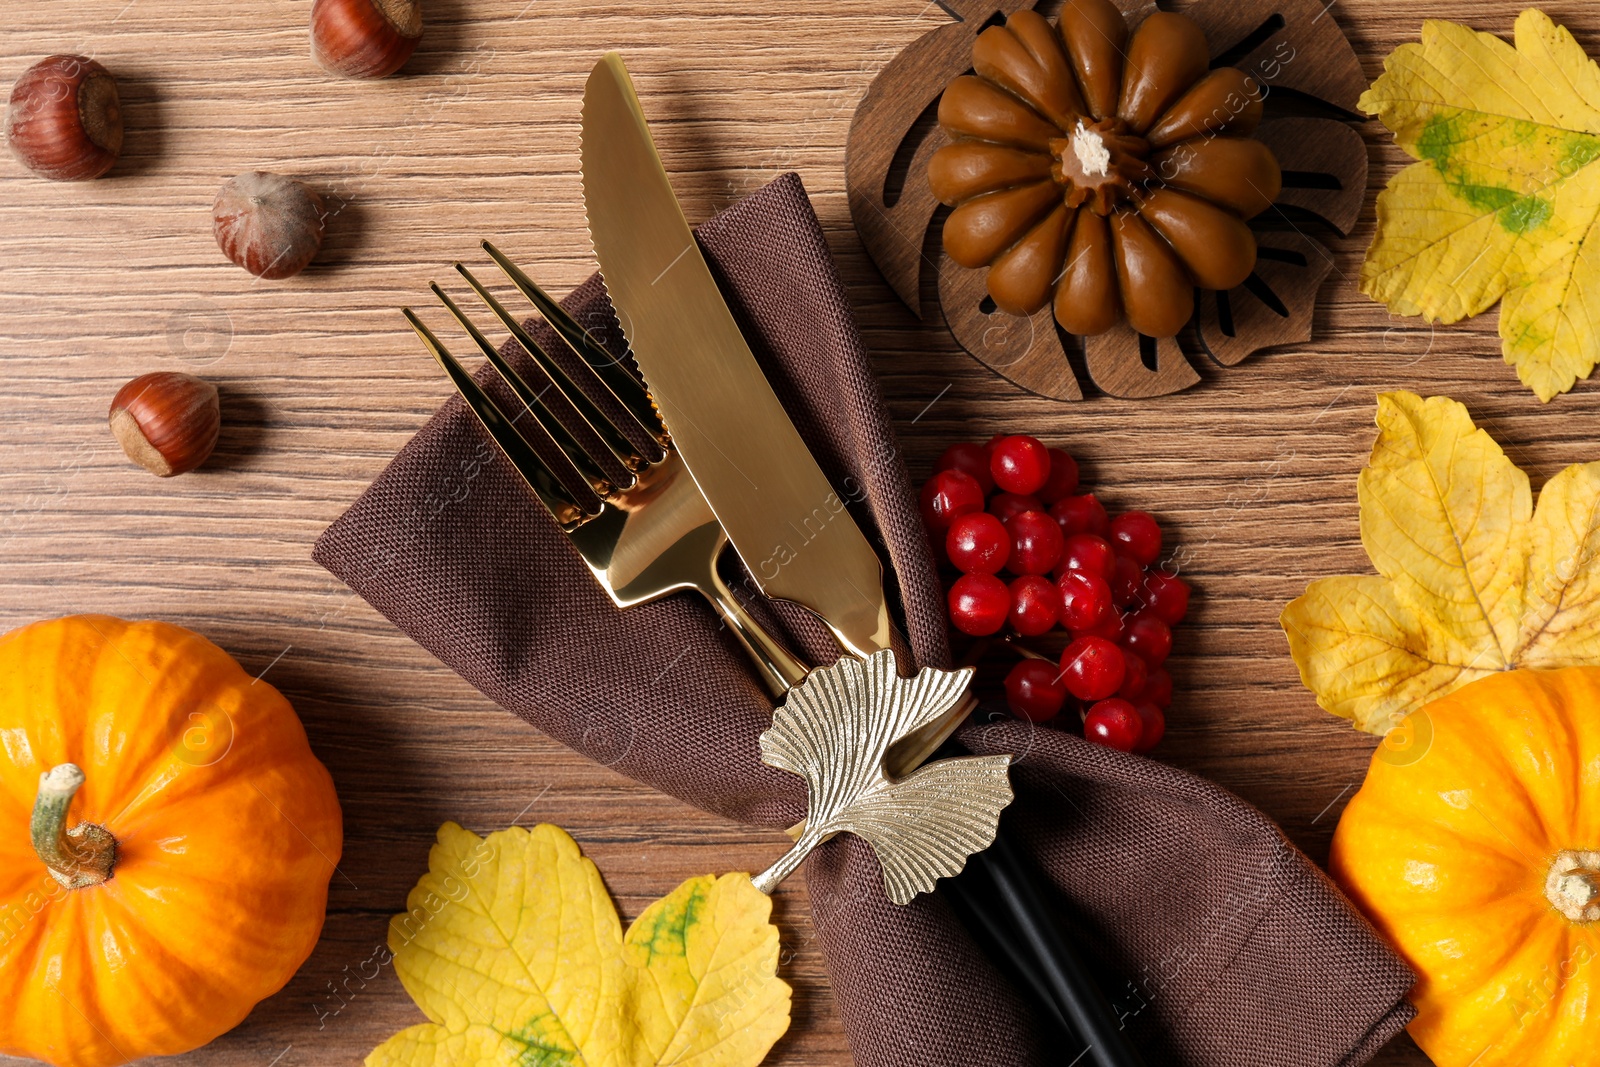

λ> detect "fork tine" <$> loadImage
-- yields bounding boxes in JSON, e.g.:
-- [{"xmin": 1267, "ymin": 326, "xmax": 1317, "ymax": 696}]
[
  {"xmin": 454, "ymin": 262, "xmax": 647, "ymax": 478},
  {"xmin": 481, "ymin": 239, "xmax": 668, "ymax": 451},
  {"xmin": 430, "ymin": 282, "xmax": 618, "ymax": 496},
  {"xmin": 403, "ymin": 308, "xmax": 594, "ymax": 529}
]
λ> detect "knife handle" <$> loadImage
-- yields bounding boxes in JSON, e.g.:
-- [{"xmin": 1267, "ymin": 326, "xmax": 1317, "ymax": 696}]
[
  {"xmin": 981, "ymin": 830, "xmax": 1149, "ymax": 1067},
  {"xmin": 938, "ymin": 735, "xmax": 1149, "ymax": 1067},
  {"xmin": 705, "ymin": 561, "xmax": 810, "ymax": 698}
]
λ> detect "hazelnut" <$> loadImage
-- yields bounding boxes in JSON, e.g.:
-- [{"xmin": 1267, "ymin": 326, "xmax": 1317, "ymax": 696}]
[
  {"xmin": 311, "ymin": 0, "xmax": 423, "ymax": 79},
  {"xmin": 213, "ymin": 171, "xmax": 326, "ymax": 279},
  {"xmin": 109, "ymin": 372, "xmax": 220, "ymax": 477},
  {"xmin": 5, "ymin": 55, "xmax": 123, "ymax": 181}
]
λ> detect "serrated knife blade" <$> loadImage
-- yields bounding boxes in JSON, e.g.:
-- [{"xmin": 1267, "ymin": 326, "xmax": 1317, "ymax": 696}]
[{"xmin": 580, "ymin": 52, "xmax": 892, "ymax": 658}]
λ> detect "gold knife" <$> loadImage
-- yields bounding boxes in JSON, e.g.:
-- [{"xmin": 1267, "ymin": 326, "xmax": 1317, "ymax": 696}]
[
  {"xmin": 579, "ymin": 53, "xmax": 893, "ymax": 659},
  {"xmin": 580, "ymin": 52, "xmax": 973, "ymax": 773}
]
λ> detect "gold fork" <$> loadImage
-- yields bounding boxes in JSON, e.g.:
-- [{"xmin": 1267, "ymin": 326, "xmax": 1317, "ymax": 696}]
[{"xmin": 402, "ymin": 240, "xmax": 806, "ymax": 697}]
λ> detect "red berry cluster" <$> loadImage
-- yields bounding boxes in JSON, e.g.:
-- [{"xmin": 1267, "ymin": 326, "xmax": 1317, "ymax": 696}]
[{"xmin": 920, "ymin": 435, "xmax": 1190, "ymax": 754}]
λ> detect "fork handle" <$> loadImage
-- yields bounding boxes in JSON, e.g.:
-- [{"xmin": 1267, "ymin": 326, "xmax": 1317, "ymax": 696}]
[{"xmin": 705, "ymin": 565, "xmax": 810, "ymax": 698}]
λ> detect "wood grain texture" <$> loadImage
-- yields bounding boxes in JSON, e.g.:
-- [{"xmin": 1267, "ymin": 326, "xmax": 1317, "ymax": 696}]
[{"xmin": 5, "ymin": 1, "xmax": 1600, "ymax": 1064}]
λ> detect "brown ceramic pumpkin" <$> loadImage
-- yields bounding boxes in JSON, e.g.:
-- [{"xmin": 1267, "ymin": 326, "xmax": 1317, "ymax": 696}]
[{"xmin": 929, "ymin": 1, "xmax": 1282, "ymax": 338}]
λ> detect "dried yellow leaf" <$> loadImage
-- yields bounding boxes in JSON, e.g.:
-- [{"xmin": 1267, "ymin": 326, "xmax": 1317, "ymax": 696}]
[
  {"xmin": 366, "ymin": 822, "xmax": 791, "ymax": 1067},
  {"xmin": 1360, "ymin": 10, "xmax": 1600, "ymax": 401},
  {"xmin": 1281, "ymin": 392, "xmax": 1600, "ymax": 733}
]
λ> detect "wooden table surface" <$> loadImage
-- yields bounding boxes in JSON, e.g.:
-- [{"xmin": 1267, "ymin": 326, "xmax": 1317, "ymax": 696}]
[{"xmin": 6, "ymin": 1, "xmax": 1598, "ymax": 1064}]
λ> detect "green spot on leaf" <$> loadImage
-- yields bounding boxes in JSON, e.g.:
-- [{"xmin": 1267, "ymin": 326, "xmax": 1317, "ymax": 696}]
[
  {"xmin": 635, "ymin": 880, "xmax": 706, "ymax": 966},
  {"xmin": 1453, "ymin": 182, "xmax": 1517, "ymax": 213},
  {"xmin": 506, "ymin": 1021, "xmax": 582, "ymax": 1067},
  {"xmin": 1561, "ymin": 134, "xmax": 1600, "ymax": 175},
  {"xmin": 1416, "ymin": 112, "xmax": 1468, "ymax": 163},
  {"xmin": 1417, "ymin": 114, "xmax": 1553, "ymax": 234},
  {"xmin": 504, "ymin": 1009, "xmax": 582, "ymax": 1067},
  {"xmin": 1497, "ymin": 194, "xmax": 1553, "ymax": 234}
]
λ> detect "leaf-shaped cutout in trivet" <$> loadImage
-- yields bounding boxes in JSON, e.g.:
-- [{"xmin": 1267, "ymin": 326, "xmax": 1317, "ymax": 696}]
[
  {"xmin": 847, "ymin": 0, "xmax": 1370, "ymax": 400},
  {"xmin": 750, "ymin": 649, "xmax": 1013, "ymax": 905}
]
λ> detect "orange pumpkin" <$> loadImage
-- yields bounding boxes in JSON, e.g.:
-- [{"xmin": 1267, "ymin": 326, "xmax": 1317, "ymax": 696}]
[
  {"xmin": 0, "ymin": 616, "xmax": 342, "ymax": 1067},
  {"xmin": 1330, "ymin": 667, "xmax": 1600, "ymax": 1067}
]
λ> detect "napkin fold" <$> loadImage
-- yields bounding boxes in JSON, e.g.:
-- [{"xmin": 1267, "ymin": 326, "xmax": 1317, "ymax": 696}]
[{"xmin": 314, "ymin": 173, "xmax": 1415, "ymax": 1067}]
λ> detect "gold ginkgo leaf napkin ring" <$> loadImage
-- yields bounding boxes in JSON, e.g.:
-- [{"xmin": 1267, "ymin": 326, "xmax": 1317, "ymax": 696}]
[{"xmin": 751, "ymin": 649, "xmax": 1014, "ymax": 905}]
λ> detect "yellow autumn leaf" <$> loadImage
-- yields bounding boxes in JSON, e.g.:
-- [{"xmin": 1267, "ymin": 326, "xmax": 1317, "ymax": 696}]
[
  {"xmin": 1281, "ymin": 391, "xmax": 1600, "ymax": 734},
  {"xmin": 1360, "ymin": 9, "xmax": 1600, "ymax": 401},
  {"xmin": 366, "ymin": 822, "xmax": 791, "ymax": 1067}
]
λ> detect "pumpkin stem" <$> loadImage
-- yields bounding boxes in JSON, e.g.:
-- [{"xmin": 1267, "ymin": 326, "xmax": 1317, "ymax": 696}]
[
  {"xmin": 31, "ymin": 763, "xmax": 116, "ymax": 889},
  {"xmin": 1546, "ymin": 850, "xmax": 1600, "ymax": 923}
]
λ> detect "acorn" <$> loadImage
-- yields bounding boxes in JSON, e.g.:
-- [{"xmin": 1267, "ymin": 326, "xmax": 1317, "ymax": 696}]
[
  {"xmin": 311, "ymin": 0, "xmax": 423, "ymax": 79},
  {"xmin": 109, "ymin": 373, "xmax": 221, "ymax": 477},
  {"xmin": 5, "ymin": 55, "xmax": 123, "ymax": 181},
  {"xmin": 213, "ymin": 171, "xmax": 327, "ymax": 279}
]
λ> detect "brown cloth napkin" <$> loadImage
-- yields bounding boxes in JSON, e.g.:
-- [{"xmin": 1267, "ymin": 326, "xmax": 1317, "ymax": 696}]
[{"xmin": 313, "ymin": 173, "xmax": 1415, "ymax": 1067}]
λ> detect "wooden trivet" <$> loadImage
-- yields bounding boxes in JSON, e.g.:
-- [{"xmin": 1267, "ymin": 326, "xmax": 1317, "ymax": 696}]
[{"xmin": 846, "ymin": 0, "xmax": 1368, "ymax": 400}]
